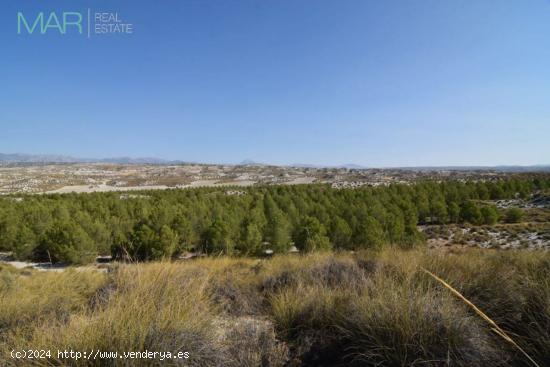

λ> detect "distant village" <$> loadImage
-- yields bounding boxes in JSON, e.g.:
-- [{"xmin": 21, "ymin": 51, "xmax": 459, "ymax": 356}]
[{"xmin": 0, "ymin": 162, "xmax": 542, "ymax": 195}]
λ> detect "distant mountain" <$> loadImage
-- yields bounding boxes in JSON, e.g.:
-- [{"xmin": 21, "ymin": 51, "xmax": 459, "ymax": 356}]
[
  {"xmin": 290, "ymin": 163, "xmax": 367, "ymax": 169},
  {"xmin": 99, "ymin": 157, "xmax": 179, "ymax": 164},
  {"xmin": 0, "ymin": 153, "xmax": 182, "ymax": 165},
  {"xmin": 1, "ymin": 153, "xmax": 548, "ymax": 171},
  {"xmin": 239, "ymin": 159, "xmax": 265, "ymax": 166},
  {"xmin": 339, "ymin": 164, "xmax": 367, "ymax": 169},
  {"xmin": 0, "ymin": 153, "xmax": 81, "ymax": 163},
  {"xmin": 289, "ymin": 163, "xmax": 320, "ymax": 168}
]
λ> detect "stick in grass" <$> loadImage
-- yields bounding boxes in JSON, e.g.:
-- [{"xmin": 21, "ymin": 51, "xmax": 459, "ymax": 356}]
[{"xmin": 421, "ymin": 267, "xmax": 540, "ymax": 367}]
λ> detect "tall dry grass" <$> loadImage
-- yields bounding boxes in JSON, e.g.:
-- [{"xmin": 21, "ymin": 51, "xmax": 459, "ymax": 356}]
[{"xmin": 0, "ymin": 249, "xmax": 548, "ymax": 366}]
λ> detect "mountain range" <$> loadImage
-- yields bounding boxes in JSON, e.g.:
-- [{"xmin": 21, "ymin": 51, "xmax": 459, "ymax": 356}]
[
  {"xmin": 0, "ymin": 153, "xmax": 182, "ymax": 165},
  {"xmin": 1, "ymin": 153, "xmax": 549, "ymax": 171}
]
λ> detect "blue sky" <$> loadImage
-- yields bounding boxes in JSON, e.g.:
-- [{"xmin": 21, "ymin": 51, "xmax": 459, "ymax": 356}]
[{"xmin": 1, "ymin": 0, "xmax": 549, "ymax": 167}]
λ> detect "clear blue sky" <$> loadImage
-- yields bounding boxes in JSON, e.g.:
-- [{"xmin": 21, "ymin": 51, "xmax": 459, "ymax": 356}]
[{"xmin": 1, "ymin": 0, "xmax": 549, "ymax": 167}]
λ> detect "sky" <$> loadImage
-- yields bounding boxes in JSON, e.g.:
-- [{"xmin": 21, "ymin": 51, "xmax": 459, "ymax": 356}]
[{"xmin": 0, "ymin": 0, "xmax": 549, "ymax": 167}]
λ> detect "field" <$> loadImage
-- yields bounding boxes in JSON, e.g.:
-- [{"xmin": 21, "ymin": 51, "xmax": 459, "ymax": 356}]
[
  {"xmin": 0, "ymin": 162, "xmax": 535, "ymax": 194},
  {"xmin": 1, "ymin": 248, "xmax": 549, "ymax": 366}
]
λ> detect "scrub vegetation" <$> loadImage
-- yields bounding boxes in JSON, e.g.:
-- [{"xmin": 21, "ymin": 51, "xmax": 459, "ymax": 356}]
[{"xmin": 0, "ymin": 249, "xmax": 549, "ymax": 366}]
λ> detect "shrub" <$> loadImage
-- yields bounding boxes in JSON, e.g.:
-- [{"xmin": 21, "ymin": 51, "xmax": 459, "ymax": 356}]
[
  {"xmin": 505, "ymin": 208, "xmax": 524, "ymax": 223},
  {"xmin": 480, "ymin": 206, "xmax": 499, "ymax": 225}
]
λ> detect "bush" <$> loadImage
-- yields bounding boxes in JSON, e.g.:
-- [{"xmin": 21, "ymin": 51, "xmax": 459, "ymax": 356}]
[
  {"xmin": 480, "ymin": 206, "xmax": 499, "ymax": 225},
  {"xmin": 504, "ymin": 208, "xmax": 524, "ymax": 223}
]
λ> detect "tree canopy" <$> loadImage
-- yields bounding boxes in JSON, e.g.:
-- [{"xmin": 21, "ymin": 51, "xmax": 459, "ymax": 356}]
[{"xmin": 0, "ymin": 176, "xmax": 547, "ymax": 264}]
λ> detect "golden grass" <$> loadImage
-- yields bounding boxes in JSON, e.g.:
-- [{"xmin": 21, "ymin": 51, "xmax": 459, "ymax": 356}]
[
  {"xmin": 422, "ymin": 267, "xmax": 540, "ymax": 367},
  {"xmin": 0, "ymin": 249, "xmax": 548, "ymax": 366}
]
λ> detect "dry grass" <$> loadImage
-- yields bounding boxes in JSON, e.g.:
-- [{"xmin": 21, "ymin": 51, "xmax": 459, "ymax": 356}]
[
  {"xmin": 421, "ymin": 267, "xmax": 540, "ymax": 367},
  {"xmin": 1, "ymin": 249, "xmax": 549, "ymax": 366}
]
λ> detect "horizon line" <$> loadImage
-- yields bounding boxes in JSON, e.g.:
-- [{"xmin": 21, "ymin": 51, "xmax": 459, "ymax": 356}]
[{"xmin": 0, "ymin": 152, "xmax": 549, "ymax": 171}]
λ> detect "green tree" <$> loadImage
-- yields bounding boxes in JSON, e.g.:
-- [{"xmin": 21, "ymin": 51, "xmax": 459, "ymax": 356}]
[
  {"xmin": 12, "ymin": 225, "xmax": 38, "ymax": 260},
  {"xmin": 330, "ymin": 216, "xmax": 352, "ymax": 249},
  {"xmin": 37, "ymin": 221, "xmax": 97, "ymax": 264},
  {"xmin": 385, "ymin": 212, "xmax": 405, "ymax": 244},
  {"xmin": 448, "ymin": 202, "xmax": 461, "ymax": 223},
  {"xmin": 238, "ymin": 221, "xmax": 263, "ymax": 255},
  {"xmin": 480, "ymin": 206, "xmax": 499, "ymax": 225},
  {"xmin": 265, "ymin": 210, "xmax": 292, "ymax": 253},
  {"xmin": 430, "ymin": 194, "xmax": 448, "ymax": 223},
  {"xmin": 354, "ymin": 217, "xmax": 385, "ymax": 250},
  {"xmin": 460, "ymin": 202, "xmax": 482, "ymax": 225},
  {"xmin": 172, "ymin": 215, "xmax": 196, "ymax": 252},
  {"xmin": 202, "ymin": 220, "xmax": 234, "ymax": 255},
  {"xmin": 151, "ymin": 225, "xmax": 178, "ymax": 259},
  {"xmin": 129, "ymin": 223, "xmax": 157, "ymax": 260},
  {"xmin": 295, "ymin": 216, "xmax": 331, "ymax": 252}
]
